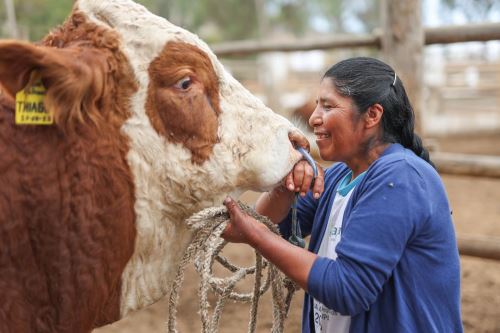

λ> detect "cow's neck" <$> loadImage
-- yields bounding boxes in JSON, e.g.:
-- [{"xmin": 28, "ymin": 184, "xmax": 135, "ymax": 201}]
[
  {"xmin": 119, "ymin": 186, "xmax": 228, "ymax": 316},
  {"xmin": 118, "ymin": 127, "xmax": 234, "ymax": 315}
]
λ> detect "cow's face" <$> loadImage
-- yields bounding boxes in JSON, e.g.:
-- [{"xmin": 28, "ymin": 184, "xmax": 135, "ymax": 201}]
[{"xmin": 75, "ymin": 0, "xmax": 305, "ymax": 196}]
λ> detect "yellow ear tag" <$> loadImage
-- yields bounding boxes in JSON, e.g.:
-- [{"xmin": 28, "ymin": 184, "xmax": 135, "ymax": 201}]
[{"xmin": 15, "ymin": 79, "xmax": 53, "ymax": 125}]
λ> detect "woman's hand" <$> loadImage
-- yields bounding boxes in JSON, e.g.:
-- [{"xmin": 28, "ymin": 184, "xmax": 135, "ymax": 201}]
[
  {"xmin": 222, "ymin": 196, "xmax": 317, "ymax": 291},
  {"xmin": 284, "ymin": 159, "xmax": 324, "ymax": 199},
  {"xmin": 222, "ymin": 196, "xmax": 267, "ymax": 245},
  {"xmin": 253, "ymin": 156, "xmax": 325, "ymax": 224}
]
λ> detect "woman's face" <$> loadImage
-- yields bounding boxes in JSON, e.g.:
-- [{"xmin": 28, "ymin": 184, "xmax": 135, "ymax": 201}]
[{"xmin": 309, "ymin": 78, "xmax": 365, "ymax": 162}]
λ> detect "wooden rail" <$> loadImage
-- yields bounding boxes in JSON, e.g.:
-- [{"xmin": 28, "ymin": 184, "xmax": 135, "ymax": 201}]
[
  {"xmin": 212, "ymin": 34, "xmax": 380, "ymax": 57},
  {"xmin": 425, "ymin": 22, "xmax": 500, "ymax": 45},
  {"xmin": 457, "ymin": 235, "xmax": 500, "ymax": 261},
  {"xmin": 212, "ymin": 22, "xmax": 500, "ymax": 57},
  {"xmin": 432, "ymin": 152, "xmax": 500, "ymax": 178}
]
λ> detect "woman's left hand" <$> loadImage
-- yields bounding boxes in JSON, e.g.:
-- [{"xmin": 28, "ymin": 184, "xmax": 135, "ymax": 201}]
[
  {"xmin": 222, "ymin": 196, "xmax": 317, "ymax": 291},
  {"xmin": 222, "ymin": 196, "xmax": 267, "ymax": 245}
]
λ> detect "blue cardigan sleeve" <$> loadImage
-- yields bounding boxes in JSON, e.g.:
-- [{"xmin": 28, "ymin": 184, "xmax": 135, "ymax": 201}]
[{"xmin": 307, "ymin": 159, "xmax": 432, "ymax": 315}]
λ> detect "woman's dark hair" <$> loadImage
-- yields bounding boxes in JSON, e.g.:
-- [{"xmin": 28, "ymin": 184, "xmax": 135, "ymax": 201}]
[{"xmin": 323, "ymin": 57, "xmax": 434, "ymax": 167}]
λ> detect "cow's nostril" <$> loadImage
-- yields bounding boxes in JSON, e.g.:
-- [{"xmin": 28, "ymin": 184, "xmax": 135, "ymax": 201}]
[{"xmin": 288, "ymin": 130, "xmax": 310, "ymax": 151}]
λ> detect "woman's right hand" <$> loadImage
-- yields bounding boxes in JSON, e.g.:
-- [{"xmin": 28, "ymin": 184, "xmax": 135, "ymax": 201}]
[
  {"xmin": 255, "ymin": 157, "xmax": 324, "ymax": 224},
  {"xmin": 284, "ymin": 159, "xmax": 324, "ymax": 199}
]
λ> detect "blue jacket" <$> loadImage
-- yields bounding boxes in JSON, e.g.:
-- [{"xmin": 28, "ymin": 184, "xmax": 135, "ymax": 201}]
[{"xmin": 279, "ymin": 144, "xmax": 463, "ymax": 333}]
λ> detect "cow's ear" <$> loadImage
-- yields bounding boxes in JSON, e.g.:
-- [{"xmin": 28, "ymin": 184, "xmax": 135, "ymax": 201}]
[
  {"xmin": 0, "ymin": 40, "xmax": 107, "ymax": 130},
  {"xmin": 0, "ymin": 41, "xmax": 42, "ymax": 97}
]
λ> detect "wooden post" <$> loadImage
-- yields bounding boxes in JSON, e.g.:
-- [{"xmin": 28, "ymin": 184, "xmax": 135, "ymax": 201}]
[
  {"xmin": 254, "ymin": 0, "xmax": 280, "ymax": 113},
  {"xmin": 254, "ymin": 0, "xmax": 268, "ymax": 39},
  {"xmin": 4, "ymin": 0, "xmax": 19, "ymax": 39},
  {"xmin": 380, "ymin": 0, "xmax": 424, "ymax": 134}
]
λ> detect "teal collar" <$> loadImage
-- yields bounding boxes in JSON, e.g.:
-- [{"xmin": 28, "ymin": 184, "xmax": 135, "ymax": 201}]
[{"xmin": 337, "ymin": 170, "xmax": 367, "ymax": 197}]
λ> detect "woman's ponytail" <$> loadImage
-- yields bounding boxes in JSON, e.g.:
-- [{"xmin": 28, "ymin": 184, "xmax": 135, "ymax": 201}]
[{"xmin": 402, "ymin": 129, "xmax": 435, "ymax": 168}]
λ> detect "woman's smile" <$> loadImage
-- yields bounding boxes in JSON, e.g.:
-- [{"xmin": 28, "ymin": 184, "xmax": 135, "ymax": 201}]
[{"xmin": 314, "ymin": 130, "xmax": 331, "ymax": 141}]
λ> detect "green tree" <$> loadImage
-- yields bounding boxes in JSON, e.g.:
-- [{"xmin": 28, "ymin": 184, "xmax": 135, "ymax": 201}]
[
  {"xmin": 307, "ymin": 0, "xmax": 344, "ymax": 32},
  {"xmin": 267, "ymin": 0, "xmax": 309, "ymax": 36},
  {"xmin": 0, "ymin": 0, "xmax": 72, "ymax": 40},
  {"xmin": 135, "ymin": 0, "xmax": 259, "ymax": 42},
  {"xmin": 0, "ymin": 0, "xmax": 370, "ymax": 42},
  {"xmin": 191, "ymin": 0, "xmax": 260, "ymax": 42}
]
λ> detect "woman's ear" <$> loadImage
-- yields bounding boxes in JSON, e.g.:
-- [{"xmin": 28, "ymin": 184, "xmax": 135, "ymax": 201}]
[{"xmin": 365, "ymin": 103, "xmax": 384, "ymax": 129}]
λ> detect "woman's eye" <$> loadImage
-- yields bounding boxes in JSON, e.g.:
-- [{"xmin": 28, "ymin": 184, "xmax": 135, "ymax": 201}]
[{"xmin": 175, "ymin": 77, "xmax": 192, "ymax": 90}]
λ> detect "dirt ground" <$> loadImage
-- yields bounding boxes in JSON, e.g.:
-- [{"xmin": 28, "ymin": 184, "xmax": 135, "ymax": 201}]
[{"xmin": 95, "ymin": 132, "xmax": 500, "ymax": 333}]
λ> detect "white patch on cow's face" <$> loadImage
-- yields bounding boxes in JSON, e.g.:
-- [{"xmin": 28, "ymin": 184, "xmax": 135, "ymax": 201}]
[{"xmin": 76, "ymin": 0, "xmax": 304, "ymax": 315}]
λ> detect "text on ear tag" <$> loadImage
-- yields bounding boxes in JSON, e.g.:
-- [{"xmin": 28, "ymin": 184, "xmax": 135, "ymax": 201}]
[{"xmin": 15, "ymin": 79, "xmax": 53, "ymax": 125}]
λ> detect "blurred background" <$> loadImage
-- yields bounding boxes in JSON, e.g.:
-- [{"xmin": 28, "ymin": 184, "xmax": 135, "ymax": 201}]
[{"xmin": 2, "ymin": 0, "xmax": 500, "ymax": 332}]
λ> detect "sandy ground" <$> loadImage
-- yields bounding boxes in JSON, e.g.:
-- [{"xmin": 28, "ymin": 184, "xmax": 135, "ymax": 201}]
[{"xmin": 95, "ymin": 133, "xmax": 500, "ymax": 333}]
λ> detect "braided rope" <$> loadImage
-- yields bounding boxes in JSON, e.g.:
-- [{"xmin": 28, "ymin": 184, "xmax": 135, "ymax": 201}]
[{"xmin": 167, "ymin": 202, "xmax": 298, "ymax": 333}]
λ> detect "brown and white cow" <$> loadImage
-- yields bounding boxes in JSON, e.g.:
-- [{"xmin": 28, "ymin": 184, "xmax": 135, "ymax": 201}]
[{"xmin": 0, "ymin": 0, "xmax": 308, "ymax": 332}]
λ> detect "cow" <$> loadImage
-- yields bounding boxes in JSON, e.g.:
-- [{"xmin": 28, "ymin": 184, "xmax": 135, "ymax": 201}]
[{"xmin": 0, "ymin": 1, "xmax": 309, "ymax": 332}]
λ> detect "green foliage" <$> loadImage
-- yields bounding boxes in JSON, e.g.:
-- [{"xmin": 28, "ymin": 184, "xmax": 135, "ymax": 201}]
[
  {"xmin": 3, "ymin": 0, "xmax": 73, "ymax": 40},
  {"xmin": 307, "ymin": 0, "xmax": 344, "ymax": 32},
  {"xmin": 190, "ymin": 0, "xmax": 259, "ymax": 42},
  {"xmin": 130, "ymin": 0, "xmax": 260, "ymax": 42},
  {"xmin": 266, "ymin": 0, "xmax": 309, "ymax": 36},
  {"xmin": 0, "ymin": 0, "xmax": 375, "ymax": 41}
]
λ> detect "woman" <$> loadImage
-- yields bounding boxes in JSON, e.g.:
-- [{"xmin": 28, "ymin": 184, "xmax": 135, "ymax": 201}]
[{"xmin": 222, "ymin": 57, "xmax": 463, "ymax": 332}]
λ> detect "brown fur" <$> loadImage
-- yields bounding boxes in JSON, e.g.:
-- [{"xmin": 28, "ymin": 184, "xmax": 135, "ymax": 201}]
[
  {"xmin": 146, "ymin": 41, "xmax": 221, "ymax": 164},
  {"xmin": 0, "ymin": 12, "xmax": 137, "ymax": 333}
]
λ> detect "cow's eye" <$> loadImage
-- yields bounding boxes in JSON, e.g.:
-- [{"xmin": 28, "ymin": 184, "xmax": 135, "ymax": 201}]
[{"xmin": 175, "ymin": 77, "xmax": 192, "ymax": 90}]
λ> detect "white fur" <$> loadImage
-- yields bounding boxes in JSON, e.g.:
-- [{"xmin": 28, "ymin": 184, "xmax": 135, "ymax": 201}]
[{"xmin": 75, "ymin": 0, "xmax": 303, "ymax": 316}]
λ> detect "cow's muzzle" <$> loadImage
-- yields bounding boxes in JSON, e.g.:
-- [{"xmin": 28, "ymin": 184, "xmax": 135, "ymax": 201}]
[{"xmin": 288, "ymin": 130, "xmax": 310, "ymax": 152}]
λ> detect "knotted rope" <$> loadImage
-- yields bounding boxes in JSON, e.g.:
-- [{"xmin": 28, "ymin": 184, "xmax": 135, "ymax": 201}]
[{"xmin": 167, "ymin": 202, "xmax": 299, "ymax": 333}]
